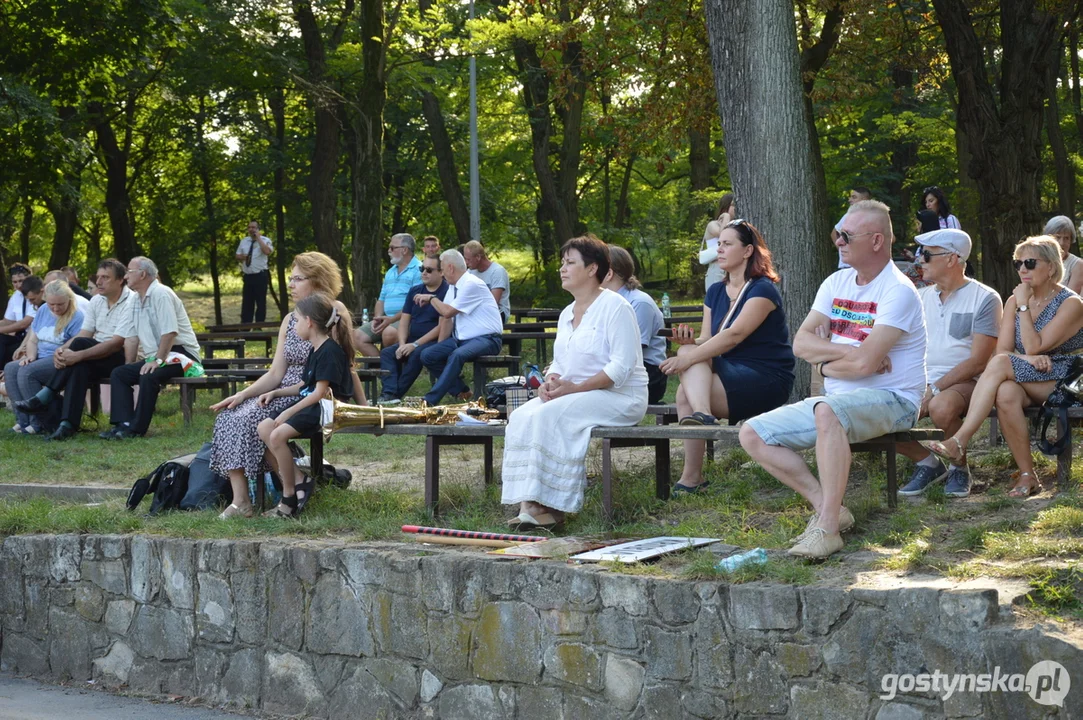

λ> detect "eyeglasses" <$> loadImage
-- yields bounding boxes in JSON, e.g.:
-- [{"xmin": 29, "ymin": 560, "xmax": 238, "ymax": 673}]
[
  {"xmin": 1013, "ymin": 258, "xmax": 1041, "ymax": 271},
  {"xmin": 838, "ymin": 230, "xmax": 877, "ymax": 244},
  {"xmin": 920, "ymin": 249, "xmax": 954, "ymax": 263},
  {"xmin": 421, "ymin": 267, "xmax": 439, "ymax": 274},
  {"xmin": 288, "ymin": 275, "xmax": 308, "ymax": 283}
]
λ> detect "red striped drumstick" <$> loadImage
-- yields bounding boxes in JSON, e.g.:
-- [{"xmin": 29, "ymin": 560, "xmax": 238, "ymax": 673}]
[{"xmin": 402, "ymin": 525, "xmax": 545, "ymax": 543}]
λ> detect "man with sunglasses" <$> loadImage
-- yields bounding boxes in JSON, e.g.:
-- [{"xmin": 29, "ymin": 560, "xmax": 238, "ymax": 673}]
[
  {"xmin": 376, "ymin": 255, "xmax": 449, "ymax": 403},
  {"xmin": 740, "ymin": 200, "xmax": 927, "ymax": 559},
  {"xmin": 829, "ymin": 187, "xmax": 872, "ymax": 269},
  {"xmin": 357, "ymin": 233, "xmax": 422, "ymax": 357},
  {"xmin": 895, "ymin": 230, "xmax": 1001, "ymax": 498}
]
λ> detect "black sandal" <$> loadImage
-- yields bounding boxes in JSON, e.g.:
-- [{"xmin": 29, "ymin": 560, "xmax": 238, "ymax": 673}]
[
  {"xmin": 295, "ymin": 473, "xmax": 315, "ymax": 512},
  {"xmin": 262, "ymin": 494, "xmax": 299, "ymax": 519},
  {"xmin": 678, "ymin": 411, "xmax": 717, "ymax": 426}
]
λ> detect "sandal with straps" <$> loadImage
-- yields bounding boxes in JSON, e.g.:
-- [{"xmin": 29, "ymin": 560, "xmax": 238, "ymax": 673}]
[
  {"xmin": 262, "ymin": 494, "xmax": 300, "ymax": 519},
  {"xmin": 1008, "ymin": 472, "xmax": 1040, "ymax": 498},
  {"xmin": 928, "ymin": 435, "xmax": 967, "ymax": 466}
]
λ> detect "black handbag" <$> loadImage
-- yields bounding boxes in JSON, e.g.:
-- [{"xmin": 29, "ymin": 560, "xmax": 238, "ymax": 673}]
[{"xmin": 1036, "ymin": 356, "xmax": 1083, "ymax": 456}]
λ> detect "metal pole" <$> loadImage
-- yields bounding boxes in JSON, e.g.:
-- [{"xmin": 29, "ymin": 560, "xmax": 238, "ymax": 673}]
[{"xmin": 469, "ymin": 0, "xmax": 480, "ymax": 241}]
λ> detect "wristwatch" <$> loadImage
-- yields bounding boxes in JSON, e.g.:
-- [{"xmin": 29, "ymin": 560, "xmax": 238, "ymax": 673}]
[
  {"xmin": 1017, "ymin": 304, "xmax": 1029, "ymax": 313},
  {"xmin": 155, "ymin": 357, "xmax": 166, "ymax": 367},
  {"xmin": 930, "ymin": 385, "xmax": 941, "ymax": 396}
]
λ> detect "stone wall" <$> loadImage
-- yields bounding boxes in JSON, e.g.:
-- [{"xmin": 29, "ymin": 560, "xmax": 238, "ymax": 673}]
[{"xmin": 0, "ymin": 534, "xmax": 1079, "ymax": 719}]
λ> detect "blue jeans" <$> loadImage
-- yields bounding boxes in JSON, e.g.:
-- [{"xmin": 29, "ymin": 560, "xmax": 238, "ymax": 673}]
[
  {"xmin": 379, "ymin": 343, "xmax": 429, "ymax": 398},
  {"xmin": 420, "ymin": 333, "xmax": 502, "ymax": 405}
]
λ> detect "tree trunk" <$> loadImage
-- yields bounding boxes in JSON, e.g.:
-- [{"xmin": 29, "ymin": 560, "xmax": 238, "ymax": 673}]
[
  {"xmin": 420, "ymin": 90, "xmax": 471, "ymax": 244},
  {"xmin": 688, "ymin": 126, "xmax": 712, "ymax": 232},
  {"xmin": 932, "ymin": 0, "xmax": 1064, "ymax": 297},
  {"xmin": 90, "ymin": 105, "xmax": 140, "ymax": 262},
  {"xmin": 293, "ymin": 0, "xmax": 351, "ymax": 294},
  {"xmin": 886, "ymin": 66, "xmax": 918, "ymax": 245},
  {"xmin": 1046, "ymin": 54, "xmax": 1075, "ymax": 217},
  {"xmin": 19, "ymin": 200, "xmax": 32, "ymax": 264},
  {"xmin": 85, "ymin": 215, "xmax": 102, "ymax": 269},
  {"xmin": 1071, "ymin": 26, "xmax": 1083, "ymax": 144},
  {"xmin": 195, "ymin": 96, "xmax": 223, "ymax": 327},
  {"xmin": 46, "ymin": 193, "xmax": 78, "ymax": 270},
  {"xmin": 705, "ymin": 0, "xmax": 827, "ymax": 399},
  {"xmin": 270, "ymin": 86, "xmax": 290, "ymax": 317},
  {"xmin": 348, "ymin": 0, "xmax": 386, "ymax": 314},
  {"xmin": 615, "ymin": 153, "xmax": 637, "ymax": 228}
]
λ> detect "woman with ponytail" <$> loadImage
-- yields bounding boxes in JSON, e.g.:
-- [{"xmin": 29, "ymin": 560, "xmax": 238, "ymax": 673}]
[{"xmin": 255, "ymin": 293, "xmax": 357, "ymax": 518}]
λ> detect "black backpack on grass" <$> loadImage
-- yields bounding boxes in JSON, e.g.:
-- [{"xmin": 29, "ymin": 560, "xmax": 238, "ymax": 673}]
[{"xmin": 127, "ymin": 451, "xmax": 197, "ymax": 515}]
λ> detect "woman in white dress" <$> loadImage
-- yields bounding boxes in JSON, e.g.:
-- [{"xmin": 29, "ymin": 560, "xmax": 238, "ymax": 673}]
[
  {"xmin": 701, "ymin": 193, "xmax": 736, "ymax": 292},
  {"xmin": 501, "ymin": 235, "xmax": 649, "ymax": 529}
]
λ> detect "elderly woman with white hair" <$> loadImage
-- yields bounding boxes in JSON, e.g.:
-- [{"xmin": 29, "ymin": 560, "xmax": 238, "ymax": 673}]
[
  {"xmin": 931, "ymin": 236, "xmax": 1083, "ymax": 497},
  {"xmin": 1043, "ymin": 215, "xmax": 1083, "ymax": 294},
  {"xmin": 4, "ymin": 280, "xmax": 84, "ymax": 434}
]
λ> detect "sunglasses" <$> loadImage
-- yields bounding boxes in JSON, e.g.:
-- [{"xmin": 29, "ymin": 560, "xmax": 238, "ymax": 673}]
[
  {"xmin": 421, "ymin": 267, "xmax": 439, "ymax": 273},
  {"xmin": 920, "ymin": 249, "xmax": 953, "ymax": 263},
  {"xmin": 923, "ymin": 186, "xmax": 939, "ymax": 195},
  {"xmin": 726, "ymin": 218, "xmax": 749, "ymax": 228},
  {"xmin": 1013, "ymin": 258, "xmax": 1041, "ymax": 271},
  {"xmin": 838, "ymin": 230, "xmax": 877, "ymax": 244}
]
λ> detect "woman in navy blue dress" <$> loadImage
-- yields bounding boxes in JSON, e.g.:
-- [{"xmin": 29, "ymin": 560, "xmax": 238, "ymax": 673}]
[{"xmin": 661, "ymin": 220, "xmax": 795, "ymax": 493}]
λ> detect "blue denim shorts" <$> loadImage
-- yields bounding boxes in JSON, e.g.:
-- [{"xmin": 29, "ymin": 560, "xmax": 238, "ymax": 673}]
[{"xmin": 744, "ymin": 388, "xmax": 918, "ymax": 451}]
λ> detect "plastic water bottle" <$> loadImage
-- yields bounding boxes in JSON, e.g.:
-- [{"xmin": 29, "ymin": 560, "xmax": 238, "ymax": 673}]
[
  {"xmin": 716, "ymin": 548, "xmax": 768, "ymax": 573},
  {"xmin": 661, "ymin": 292, "xmax": 671, "ymax": 319},
  {"xmin": 362, "ymin": 308, "xmax": 370, "ymax": 325}
]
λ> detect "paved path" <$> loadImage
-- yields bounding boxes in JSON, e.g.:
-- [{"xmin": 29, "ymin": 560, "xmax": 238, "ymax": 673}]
[{"xmin": 0, "ymin": 674, "xmax": 256, "ymax": 719}]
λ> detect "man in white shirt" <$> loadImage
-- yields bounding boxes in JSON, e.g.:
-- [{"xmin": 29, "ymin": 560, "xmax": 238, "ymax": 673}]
[
  {"xmin": 0, "ymin": 264, "xmax": 38, "ymax": 365},
  {"xmin": 829, "ymin": 187, "xmax": 872, "ymax": 270},
  {"xmin": 103, "ymin": 257, "xmax": 202, "ymax": 439},
  {"xmin": 464, "ymin": 240, "xmax": 511, "ymax": 323},
  {"xmin": 236, "ymin": 220, "xmax": 273, "ymax": 323},
  {"xmin": 897, "ymin": 229, "xmax": 1001, "ymax": 498},
  {"xmin": 741, "ymin": 200, "xmax": 927, "ymax": 559},
  {"xmin": 15, "ymin": 259, "xmax": 134, "ymax": 440},
  {"xmin": 417, "ymin": 249, "xmax": 504, "ymax": 405}
]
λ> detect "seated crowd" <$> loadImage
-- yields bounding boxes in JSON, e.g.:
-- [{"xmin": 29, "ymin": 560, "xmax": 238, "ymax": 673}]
[{"xmin": 3, "ymin": 206, "xmax": 1082, "ymax": 556}]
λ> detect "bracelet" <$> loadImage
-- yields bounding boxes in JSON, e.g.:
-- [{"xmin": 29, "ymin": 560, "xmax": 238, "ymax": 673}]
[{"xmin": 817, "ymin": 361, "xmax": 828, "ymax": 376}]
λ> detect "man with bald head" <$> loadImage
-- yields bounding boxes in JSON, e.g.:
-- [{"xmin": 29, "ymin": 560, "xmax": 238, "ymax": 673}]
[{"xmin": 740, "ymin": 200, "xmax": 927, "ymax": 559}]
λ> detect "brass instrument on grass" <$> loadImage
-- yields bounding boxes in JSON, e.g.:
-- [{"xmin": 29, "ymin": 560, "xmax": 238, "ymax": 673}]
[{"xmin": 320, "ymin": 391, "xmax": 500, "ymax": 441}]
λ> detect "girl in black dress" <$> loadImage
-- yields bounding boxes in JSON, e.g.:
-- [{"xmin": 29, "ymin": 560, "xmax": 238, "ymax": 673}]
[{"xmin": 256, "ymin": 293, "xmax": 356, "ymax": 518}]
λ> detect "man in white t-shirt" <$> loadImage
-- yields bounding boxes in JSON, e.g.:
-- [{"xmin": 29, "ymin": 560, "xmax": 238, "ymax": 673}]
[
  {"xmin": 235, "ymin": 220, "xmax": 273, "ymax": 323},
  {"xmin": 896, "ymin": 229, "xmax": 1001, "ymax": 499},
  {"xmin": 0, "ymin": 267, "xmax": 41, "ymax": 366},
  {"xmin": 417, "ymin": 249, "xmax": 504, "ymax": 405},
  {"xmin": 829, "ymin": 187, "xmax": 872, "ymax": 270},
  {"xmin": 464, "ymin": 240, "xmax": 511, "ymax": 323},
  {"xmin": 741, "ymin": 200, "xmax": 927, "ymax": 559}
]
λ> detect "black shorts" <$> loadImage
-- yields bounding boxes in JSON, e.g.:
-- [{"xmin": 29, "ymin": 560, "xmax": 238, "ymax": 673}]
[{"xmin": 284, "ymin": 404, "xmax": 323, "ymax": 438}]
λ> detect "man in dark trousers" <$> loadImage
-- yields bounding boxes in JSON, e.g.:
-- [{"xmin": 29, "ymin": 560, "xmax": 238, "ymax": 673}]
[{"xmin": 236, "ymin": 220, "xmax": 273, "ymax": 323}]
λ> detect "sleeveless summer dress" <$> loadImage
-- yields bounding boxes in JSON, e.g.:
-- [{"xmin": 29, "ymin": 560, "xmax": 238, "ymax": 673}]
[
  {"xmin": 209, "ymin": 313, "xmax": 311, "ymax": 478},
  {"xmin": 1009, "ymin": 288, "xmax": 1083, "ymax": 385}
]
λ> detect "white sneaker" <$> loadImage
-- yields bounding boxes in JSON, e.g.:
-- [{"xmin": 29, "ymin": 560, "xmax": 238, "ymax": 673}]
[
  {"xmin": 12, "ymin": 423, "xmax": 24, "ymax": 433},
  {"xmin": 24, "ymin": 425, "xmax": 37, "ymax": 435},
  {"xmin": 788, "ymin": 527, "xmax": 845, "ymax": 559},
  {"xmin": 792, "ymin": 506, "xmax": 854, "ymax": 545}
]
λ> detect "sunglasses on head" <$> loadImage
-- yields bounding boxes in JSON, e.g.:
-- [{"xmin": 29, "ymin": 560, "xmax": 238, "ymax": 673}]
[
  {"xmin": 923, "ymin": 186, "xmax": 939, "ymax": 195},
  {"xmin": 919, "ymin": 249, "xmax": 954, "ymax": 263},
  {"xmin": 1013, "ymin": 258, "xmax": 1040, "ymax": 271}
]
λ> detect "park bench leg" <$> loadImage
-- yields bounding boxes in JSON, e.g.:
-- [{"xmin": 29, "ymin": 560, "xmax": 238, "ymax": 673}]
[
  {"xmin": 989, "ymin": 416, "xmax": 1000, "ymax": 447},
  {"xmin": 886, "ymin": 442, "xmax": 897, "ymax": 509},
  {"xmin": 484, "ymin": 437, "xmax": 494, "ymax": 485},
  {"xmin": 473, "ymin": 363, "xmax": 485, "ymax": 400},
  {"xmin": 180, "ymin": 385, "xmax": 193, "ymax": 426},
  {"xmin": 602, "ymin": 438, "xmax": 614, "ymax": 523},
  {"xmin": 655, "ymin": 440, "xmax": 670, "ymax": 501},
  {"xmin": 255, "ymin": 472, "xmax": 265, "ymax": 512},
  {"xmin": 707, "ymin": 439, "xmax": 715, "ymax": 462},
  {"xmin": 310, "ymin": 434, "xmax": 324, "ymax": 483},
  {"xmin": 425, "ymin": 436, "xmax": 440, "ymax": 516},
  {"xmin": 1056, "ymin": 415, "xmax": 1072, "ymax": 491}
]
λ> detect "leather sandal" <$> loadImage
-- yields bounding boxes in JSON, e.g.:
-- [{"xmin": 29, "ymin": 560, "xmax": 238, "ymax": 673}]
[
  {"xmin": 1008, "ymin": 472, "xmax": 1040, "ymax": 498},
  {"xmin": 928, "ymin": 436, "xmax": 966, "ymax": 466}
]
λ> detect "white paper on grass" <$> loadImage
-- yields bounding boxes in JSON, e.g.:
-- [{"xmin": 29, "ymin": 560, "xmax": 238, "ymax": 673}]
[{"xmin": 570, "ymin": 537, "xmax": 720, "ymax": 563}]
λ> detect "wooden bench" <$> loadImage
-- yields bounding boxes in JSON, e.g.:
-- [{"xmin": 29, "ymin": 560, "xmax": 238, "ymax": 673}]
[
  {"xmin": 198, "ymin": 331, "xmax": 276, "ymax": 357},
  {"xmin": 200, "ymin": 339, "xmax": 247, "ymax": 359},
  {"xmin": 988, "ymin": 407, "xmax": 1080, "ymax": 489},
  {"xmin": 471, "ymin": 355, "xmax": 520, "ymax": 398}
]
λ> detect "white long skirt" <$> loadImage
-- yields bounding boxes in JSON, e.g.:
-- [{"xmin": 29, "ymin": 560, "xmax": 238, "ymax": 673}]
[{"xmin": 500, "ymin": 383, "xmax": 648, "ymax": 512}]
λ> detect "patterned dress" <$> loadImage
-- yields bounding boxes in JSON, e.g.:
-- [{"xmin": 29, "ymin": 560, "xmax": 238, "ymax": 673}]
[
  {"xmin": 1009, "ymin": 288, "xmax": 1083, "ymax": 385},
  {"xmin": 209, "ymin": 313, "xmax": 311, "ymax": 478}
]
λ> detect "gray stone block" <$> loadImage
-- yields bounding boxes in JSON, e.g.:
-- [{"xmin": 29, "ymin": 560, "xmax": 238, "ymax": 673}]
[
  {"xmin": 313, "ymin": 654, "xmax": 348, "ymax": 692},
  {"xmin": 599, "ymin": 574, "xmax": 650, "ymax": 616},
  {"xmin": 24, "ymin": 579, "xmax": 49, "ymax": 640},
  {"xmin": 20, "ymin": 536, "xmax": 54, "ymax": 577},
  {"xmin": 75, "ymin": 584, "xmax": 105, "ymax": 622},
  {"xmin": 776, "ymin": 642, "xmax": 822, "ymax": 677},
  {"xmin": 49, "ymin": 586, "xmax": 74, "ymax": 608},
  {"xmin": 472, "ymin": 602, "xmax": 543, "ymax": 684},
  {"xmin": 457, "ymin": 564, "xmax": 487, "ymax": 617},
  {"xmin": 263, "ymin": 650, "xmax": 328, "ymax": 718},
  {"xmin": 389, "ymin": 594, "xmax": 430, "ymax": 659},
  {"xmin": 221, "ymin": 648, "xmax": 262, "ymax": 709},
  {"xmin": 518, "ymin": 685, "xmax": 562, "ymax": 718},
  {"xmin": 605, "ymin": 653, "xmax": 645, "ymax": 711},
  {"xmin": 100, "ymin": 535, "xmax": 128, "ymax": 559},
  {"xmin": 82, "ymin": 559, "xmax": 127, "ymax": 596},
  {"xmin": 341, "ymin": 548, "xmax": 387, "ymax": 590},
  {"xmin": 652, "ymin": 580, "xmax": 701, "ymax": 625},
  {"xmin": 231, "ymin": 563, "xmax": 265, "ymax": 645},
  {"xmin": 92, "ymin": 640, "xmax": 135, "ymax": 685},
  {"xmin": 128, "ymin": 605, "xmax": 194, "ymax": 661},
  {"xmin": 0, "ymin": 554, "xmax": 24, "ymax": 617},
  {"xmin": 194, "ymin": 646, "xmax": 227, "ymax": 699},
  {"xmin": 800, "ymin": 586, "xmax": 851, "ymax": 634},
  {"xmin": 199, "ymin": 539, "xmax": 232, "ymax": 574},
  {"xmin": 197, "ymin": 572, "xmax": 234, "ymax": 643},
  {"xmin": 160, "ymin": 539, "xmax": 196, "ymax": 610},
  {"xmin": 939, "ymin": 590, "xmax": 997, "ymax": 633},
  {"xmin": 429, "ymin": 613, "xmax": 473, "ymax": 680},
  {"xmin": 49, "ymin": 605, "xmax": 95, "ymax": 680},
  {"xmin": 887, "ymin": 587, "xmax": 942, "ymax": 636},
  {"xmin": 733, "ymin": 647, "xmax": 788, "ymax": 715},
  {"xmin": 1, "ymin": 633, "xmax": 49, "ymax": 675},
  {"xmin": 521, "ymin": 564, "xmax": 598, "ymax": 611},
  {"xmin": 644, "ymin": 625, "xmax": 694, "ymax": 680},
  {"xmin": 267, "ymin": 563, "xmax": 305, "ymax": 651},
  {"xmin": 541, "ymin": 608, "xmax": 589, "ymax": 636},
  {"xmin": 126, "ymin": 657, "xmax": 164, "ymax": 694},
  {"xmin": 104, "ymin": 599, "xmax": 135, "ymax": 635},
  {"xmin": 642, "ymin": 683, "xmax": 684, "ymax": 720},
  {"xmin": 790, "ymin": 680, "xmax": 869, "ymax": 719},
  {"xmin": 876, "ymin": 702, "xmax": 931, "ymax": 720},
  {"xmin": 681, "ymin": 689, "xmax": 728, "ymax": 719},
  {"xmin": 564, "ymin": 692, "xmax": 621, "ymax": 720},
  {"xmin": 693, "ymin": 604, "xmax": 733, "ymax": 691},
  {"xmin": 420, "ymin": 668, "xmax": 443, "ymax": 703},
  {"xmin": 130, "ymin": 536, "xmax": 160, "ymax": 603},
  {"xmin": 822, "ymin": 606, "xmax": 885, "ymax": 678},
  {"xmin": 288, "ymin": 546, "xmax": 320, "ymax": 585},
  {"xmin": 438, "ymin": 683, "xmax": 505, "ymax": 720},
  {"xmin": 307, "ymin": 572, "xmax": 373, "ymax": 657},
  {"xmin": 543, "ymin": 642, "xmax": 603, "ymax": 690},
  {"xmin": 729, "ymin": 583, "xmax": 799, "ymax": 630},
  {"xmin": 365, "ymin": 657, "xmax": 419, "ymax": 708},
  {"xmin": 383, "ymin": 554, "xmax": 422, "ymax": 596},
  {"xmin": 419, "ymin": 556, "xmax": 454, "ymax": 613},
  {"xmin": 327, "ymin": 663, "xmax": 394, "ymax": 720},
  {"xmin": 49, "ymin": 534, "xmax": 81, "ymax": 583},
  {"xmin": 591, "ymin": 608, "xmax": 639, "ymax": 649}
]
